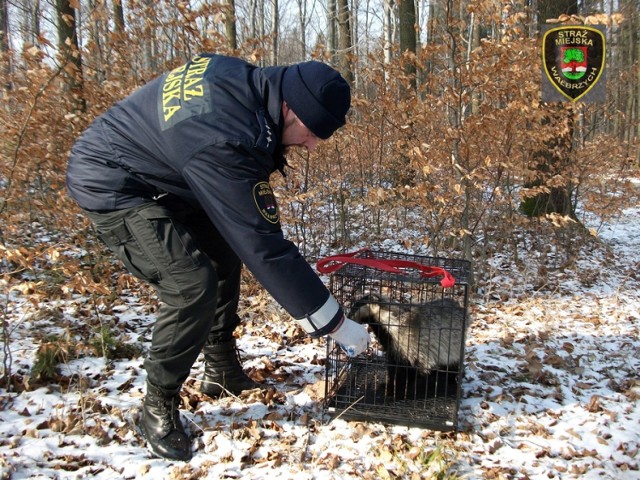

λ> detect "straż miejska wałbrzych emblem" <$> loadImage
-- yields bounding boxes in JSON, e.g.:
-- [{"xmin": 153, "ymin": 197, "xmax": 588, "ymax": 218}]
[
  {"xmin": 253, "ymin": 182, "xmax": 279, "ymax": 224},
  {"xmin": 542, "ymin": 25, "xmax": 605, "ymax": 102}
]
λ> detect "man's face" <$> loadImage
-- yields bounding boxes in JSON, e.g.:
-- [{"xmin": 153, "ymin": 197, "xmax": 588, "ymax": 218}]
[{"xmin": 281, "ymin": 102, "xmax": 321, "ymax": 152}]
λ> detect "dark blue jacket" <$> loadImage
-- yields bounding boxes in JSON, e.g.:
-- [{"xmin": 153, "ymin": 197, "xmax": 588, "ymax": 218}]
[{"xmin": 67, "ymin": 54, "xmax": 342, "ymax": 328}]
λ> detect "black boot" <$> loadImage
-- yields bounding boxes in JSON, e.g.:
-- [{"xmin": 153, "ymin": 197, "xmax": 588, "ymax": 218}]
[
  {"xmin": 200, "ymin": 338, "xmax": 261, "ymax": 397},
  {"xmin": 140, "ymin": 382, "xmax": 192, "ymax": 461}
]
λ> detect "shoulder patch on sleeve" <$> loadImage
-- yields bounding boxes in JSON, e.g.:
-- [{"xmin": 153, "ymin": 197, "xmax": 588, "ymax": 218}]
[{"xmin": 253, "ymin": 182, "xmax": 280, "ymax": 224}]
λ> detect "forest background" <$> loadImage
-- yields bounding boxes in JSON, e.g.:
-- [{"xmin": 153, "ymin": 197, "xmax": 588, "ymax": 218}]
[
  {"xmin": 0, "ymin": 0, "xmax": 639, "ymax": 477},
  {"xmin": 1, "ymin": 0, "xmax": 639, "ymax": 290}
]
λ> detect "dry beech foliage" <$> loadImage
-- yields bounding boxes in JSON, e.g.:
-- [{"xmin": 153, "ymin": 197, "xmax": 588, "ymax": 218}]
[
  {"xmin": 0, "ymin": 3, "xmax": 638, "ymax": 479},
  {"xmin": 1, "ymin": 6, "xmax": 637, "ymax": 295}
]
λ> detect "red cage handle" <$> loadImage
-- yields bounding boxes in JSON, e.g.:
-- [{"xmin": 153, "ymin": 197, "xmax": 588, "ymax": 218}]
[{"xmin": 316, "ymin": 248, "xmax": 456, "ymax": 288}]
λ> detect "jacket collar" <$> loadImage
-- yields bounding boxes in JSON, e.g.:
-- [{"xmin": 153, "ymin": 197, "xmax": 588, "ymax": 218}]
[{"xmin": 252, "ymin": 65, "xmax": 290, "ymax": 176}]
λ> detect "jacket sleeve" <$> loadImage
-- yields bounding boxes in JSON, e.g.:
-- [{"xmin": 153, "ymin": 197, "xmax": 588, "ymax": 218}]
[{"xmin": 182, "ymin": 142, "xmax": 344, "ymax": 335}]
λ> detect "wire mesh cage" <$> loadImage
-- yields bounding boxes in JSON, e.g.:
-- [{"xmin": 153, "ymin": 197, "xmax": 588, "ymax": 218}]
[{"xmin": 321, "ymin": 249, "xmax": 471, "ymax": 430}]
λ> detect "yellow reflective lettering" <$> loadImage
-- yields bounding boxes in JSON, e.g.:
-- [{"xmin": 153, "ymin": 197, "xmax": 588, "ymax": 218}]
[
  {"xmin": 163, "ymin": 77, "xmax": 182, "ymax": 92},
  {"xmin": 162, "ymin": 86, "xmax": 182, "ymax": 106},
  {"xmin": 191, "ymin": 56, "xmax": 210, "ymax": 66},
  {"xmin": 186, "ymin": 64, "xmax": 207, "ymax": 78},
  {"xmin": 163, "ymin": 105, "xmax": 181, "ymax": 122},
  {"xmin": 183, "ymin": 85, "xmax": 204, "ymax": 100}
]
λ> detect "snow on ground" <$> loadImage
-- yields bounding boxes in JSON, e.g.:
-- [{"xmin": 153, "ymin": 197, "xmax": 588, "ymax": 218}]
[
  {"xmin": 453, "ymin": 205, "xmax": 640, "ymax": 479},
  {"xmin": 1, "ymin": 206, "xmax": 639, "ymax": 479}
]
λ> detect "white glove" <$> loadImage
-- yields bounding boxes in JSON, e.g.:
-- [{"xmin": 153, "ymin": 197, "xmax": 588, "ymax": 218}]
[{"xmin": 329, "ymin": 317, "xmax": 369, "ymax": 357}]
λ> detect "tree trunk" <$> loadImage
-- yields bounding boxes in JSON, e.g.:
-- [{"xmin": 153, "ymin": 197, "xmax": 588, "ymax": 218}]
[
  {"xmin": 424, "ymin": 0, "xmax": 437, "ymax": 83},
  {"xmin": 296, "ymin": 0, "xmax": 307, "ymax": 59},
  {"xmin": 337, "ymin": 0, "xmax": 354, "ymax": 84},
  {"xmin": 351, "ymin": 0, "xmax": 360, "ymax": 87},
  {"xmin": 522, "ymin": 0, "xmax": 579, "ymax": 218},
  {"xmin": 22, "ymin": 0, "xmax": 42, "ymax": 47},
  {"xmin": 56, "ymin": 0, "xmax": 85, "ymax": 112},
  {"xmin": 623, "ymin": 0, "xmax": 638, "ymax": 147},
  {"xmin": 537, "ymin": 0, "xmax": 577, "ymax": 28},
  {"xmin": 0, "ymin": 0, "xmax": 11, "ymax": 91},
  {"xmin": 383, "ymin": 0, "xmax": 393, "ymax": 69},
  {"xmin": 110, "ymin": 0, "xmax": 126, "ymax": 62},
  {"xmin": 469, "ymin": 11, "xmax": 480, "ymax": 114},
  {"xmin": 270, "ymin": 0, "xmax": 278, "ymax": 65},
  {"xmin": 327, "ymin": 0, "xmax": 337, "ymax": 63},
  {"xmin": 398, "ymin": 0, "xmax": 416, "ymax": 90},
  {"xmin": 142, "ymin": 0, "xmax": 156, "ymax": 73},
  {"xmin": 87, "ymin": 0, "xmax": 106, "ymax": 84},
  {"xmin": 520, "ymin": 113, "xmax": 576, "ymax": 217},
  {"xmin": 636, "ymin": 4, "xmax": 640, "ymax": 157},
  {"xmin": 224, "ymin": 0, "xmax": 237, "ymax": 51},
  {"xmin": 113, "ymin": 0, "xmax": 125, "ymax": 34},
  {"xmin": 249, "ymin": 0, "xmax": 265, "ymax": 65},
  {"xmin": 249, "ymin": 0, "xmax": 257, "ymax": 38}
]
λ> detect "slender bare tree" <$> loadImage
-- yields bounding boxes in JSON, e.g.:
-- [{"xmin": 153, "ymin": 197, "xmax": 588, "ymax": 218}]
[
  {"xmin": 398, "ymin": 0, "xmax": 416, "ymax": 89},
  {"xmin": 327, "ymin": 0, "xmax": 337, "ymax": 61},
  {"xmin": 337, "ymin": 0, "xmax": 354, "ymax": 83},
  {"xmin": 383, "ymin": 0, "xmax": 394, "ymax": 68},
  {"xmin": 0, "ymin": 0, "xmax": 11, "ymax": 91},
  {"xmin": 56, "ymin": 0, "xmax": 86, "ymax": 111},
  {"xmin": 295, "ymin": 0, "xmax": 307, "ymax": 59},
  {"xmin": 224, "ymin": 0, "xmax": 237, "ymax": 51},
  {"xmin": 113, "ymin": 0, "xmax": 125, "ymax": 34},
  {"xmin": 270, "ymin": 0, "xmax": 278, "ymax": 65}
]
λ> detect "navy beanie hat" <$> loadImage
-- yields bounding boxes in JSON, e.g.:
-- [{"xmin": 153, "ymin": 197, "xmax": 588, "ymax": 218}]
[{"xmin": 282, "ymin": 61, "xmax": 351, "ymax": 140}]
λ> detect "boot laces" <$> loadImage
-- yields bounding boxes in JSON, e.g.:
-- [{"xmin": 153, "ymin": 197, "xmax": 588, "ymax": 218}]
[{"xmin": 154, "ymin": 394, "xmax": 181, "ymax": 430}]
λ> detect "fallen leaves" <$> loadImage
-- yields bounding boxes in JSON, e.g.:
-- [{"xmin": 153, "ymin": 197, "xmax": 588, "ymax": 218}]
[
  {"xmin": 585, "ymin": 395, "xmax": 603, "ymax": 413},
  {"xmin": 2, "ymin": 215, "xmax": 639, "ymax": 480}
]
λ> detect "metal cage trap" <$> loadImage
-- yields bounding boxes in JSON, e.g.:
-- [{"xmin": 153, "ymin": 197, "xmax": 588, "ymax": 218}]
[{"xmin": 317, "ymin": 249, "xmax": 471, "ymax": 431}]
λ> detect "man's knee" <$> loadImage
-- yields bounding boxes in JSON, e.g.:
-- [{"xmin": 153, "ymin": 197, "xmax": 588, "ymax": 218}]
[{"xmin": 160, "ymin": 261, "xmax": 219, "ymax": 310}]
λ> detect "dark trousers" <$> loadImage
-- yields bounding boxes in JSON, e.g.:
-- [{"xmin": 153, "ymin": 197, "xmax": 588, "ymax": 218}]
[{"xmin": 86, "ymin": 198, "xmax": 242, "ymax": 390}]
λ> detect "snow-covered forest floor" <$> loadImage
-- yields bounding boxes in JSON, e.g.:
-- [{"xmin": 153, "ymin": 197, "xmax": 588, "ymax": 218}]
[{"xmin": 1, "ymin": 199, "xmax": 639, "ymax": 480}]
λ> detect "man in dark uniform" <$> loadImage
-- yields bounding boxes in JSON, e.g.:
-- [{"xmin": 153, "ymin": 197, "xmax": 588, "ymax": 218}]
[{"xmin": 66, "ymin": 54, "xmax": 368, "ymax": 461}]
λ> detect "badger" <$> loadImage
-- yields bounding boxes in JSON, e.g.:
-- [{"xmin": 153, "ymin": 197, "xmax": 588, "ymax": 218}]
[{"xmin": 349, "ymin": 293, "xmax": 467, "ymax": 375}]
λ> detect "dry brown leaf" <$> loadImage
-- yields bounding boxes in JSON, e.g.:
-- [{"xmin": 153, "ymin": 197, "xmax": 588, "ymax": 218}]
[
  {"xmin": 351, "ymin": 422, "xmax": 368, "ymax": 442},
  {"xmin": 262, "ymin": 411, "xmax": 283, "ymax": 422},
  {"xmin": 586, "ymin": 395, "xmax": 602, "ymax": 413},
  {"xmin": 323, "ymin": 453, "xmax": 341, "ymax": 469},
  {"xmin": 573, "ymin": 382, "xmax": 594, "ymax": 390},
  {"xmin": 544, "ymin": 352, "xmax": 565, "ymax": 368},
  {"xmin": 378, "ymin": 446, "xmax": 394, "ymax": 463},
  {"xmin": 302, "ymin": 380, "xmax": 326, "ymax": 400},
  {"xmin": 565, "ymin": 428, "xmax": 582, "ymax": 440},
  {"xmin": 376, "ymin": 464, "xmax": 393, "ymax": 480}
]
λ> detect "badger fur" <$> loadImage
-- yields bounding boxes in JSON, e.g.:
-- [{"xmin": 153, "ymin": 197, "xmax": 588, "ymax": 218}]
[{"xmin": 350, "ymin": 293, "xmax": 467, "ymax": 375}]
